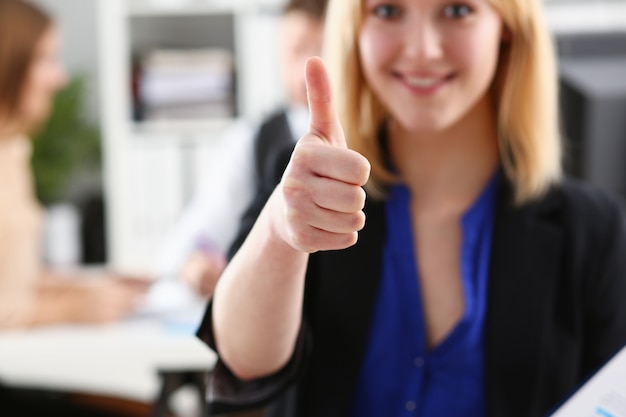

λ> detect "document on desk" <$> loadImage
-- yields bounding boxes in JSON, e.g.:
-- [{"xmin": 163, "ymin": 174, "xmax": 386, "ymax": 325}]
[{"xmin": 552, "ymin": 344, "xmax": 626, "ymax": 417}]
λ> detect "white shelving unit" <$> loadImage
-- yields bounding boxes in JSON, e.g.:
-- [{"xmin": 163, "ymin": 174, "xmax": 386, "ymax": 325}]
[
  {"xmin": 546, "ymin": 1, "xmax": 626, "ymax": 34},
  {"xmin": 97, "ymin": 0, "xmax": 285, "ymax": 271}
]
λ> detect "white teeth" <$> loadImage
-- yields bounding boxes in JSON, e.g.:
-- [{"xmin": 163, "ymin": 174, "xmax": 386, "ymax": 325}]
[{"xmin": 406, "ymin": 76, "xmax": 440, "ymax": 88}]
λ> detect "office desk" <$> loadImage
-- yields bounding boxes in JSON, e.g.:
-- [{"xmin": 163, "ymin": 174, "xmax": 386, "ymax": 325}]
[{"xmin": 0, "ymin": 315, "xmax": 216, "ymax": 404}]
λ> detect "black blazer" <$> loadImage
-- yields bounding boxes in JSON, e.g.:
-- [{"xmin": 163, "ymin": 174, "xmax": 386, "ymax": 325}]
[{"xmin": 199, "ymin": 174, "xmax": 626, "ymax": 417}]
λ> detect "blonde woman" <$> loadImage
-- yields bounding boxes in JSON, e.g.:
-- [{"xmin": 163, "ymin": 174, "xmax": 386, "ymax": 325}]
[
  {"xmin": 0, "ymin": 0, "xmax": 147, "ymax": 329},
  {"xmin": 200, "ymin": 0, "xmax": 626, "ymax": 416}
]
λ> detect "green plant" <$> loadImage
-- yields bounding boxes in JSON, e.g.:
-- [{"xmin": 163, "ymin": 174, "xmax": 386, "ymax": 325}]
[{"xmin": 31, "ymin": 75, "xmax": 102, "ymax": 204}]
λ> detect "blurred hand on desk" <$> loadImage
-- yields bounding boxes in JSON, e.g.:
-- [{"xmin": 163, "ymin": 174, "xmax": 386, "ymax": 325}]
[
  {"xmin": 180, "ymin": 250, "xmax": 226, "ymax": 299},
  {"xmin": 38, "ymin": 271, "xmax": 151, "ymax": 325}
]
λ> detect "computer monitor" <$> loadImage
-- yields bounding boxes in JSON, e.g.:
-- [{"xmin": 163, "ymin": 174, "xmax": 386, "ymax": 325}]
[{"xmin": 556, "ymin": 32, "xmax": 626, "ymax": 198}]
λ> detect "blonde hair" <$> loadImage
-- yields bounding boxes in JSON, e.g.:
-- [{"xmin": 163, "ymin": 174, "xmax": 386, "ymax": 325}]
[{"xmin": 323, "ymin": 0, "xmax": 562, "ymax": 203}]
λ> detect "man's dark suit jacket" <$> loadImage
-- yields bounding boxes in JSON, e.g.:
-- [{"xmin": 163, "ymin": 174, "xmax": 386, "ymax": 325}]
[{"xmin": 199, "ymin": 141, "xmax": 626, "ymax": 417}]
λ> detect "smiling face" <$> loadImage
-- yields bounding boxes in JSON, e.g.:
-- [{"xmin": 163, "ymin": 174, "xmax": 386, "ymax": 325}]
[
  {"xmin": 18, "ymin": 27, "xmax": 67, "ymax": 130},
  {"xmin": 358, "ymin": 0, "xmax": 504, "ymax": 135}
]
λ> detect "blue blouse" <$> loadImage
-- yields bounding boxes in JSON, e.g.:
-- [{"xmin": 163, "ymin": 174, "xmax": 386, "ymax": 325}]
[{"xmin": 349, "ymin": 174, "xmax": 498, "ymax": 417}]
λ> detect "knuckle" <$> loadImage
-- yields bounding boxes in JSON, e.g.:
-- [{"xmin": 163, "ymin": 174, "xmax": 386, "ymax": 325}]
[
  {"xmin": 353, "ymin": 211, "xmax": 366, "ymax": 231},
  {"xmin": 289, "ymin": 150, "xmax": 306, "ymax": 169},
  {"xmin": 357, "ymin": 187, "xmax": 367, "ymax": 209},
  {"xmin": 343, "ymin": 211, "xmax": 365, "ymax": 232},
  {"xmin": 285, "ymin": 206, "xmax": 307, "ymax": 227},
  {"xmin": 347, "ymin": 187, "xmax": 367, "ymax": 211},
  {"xmin": 358, "ymin": 159, "xmax": 371, "ymax": 185},
  {"xmin": 339, "ymin": 232, "xmax": 359, "ymax": 249},
  {"xmin": 282, "ymin": 178, "xmax": 309, "ymax": 204},
  {"xmin": 346, "ymin": 152, "xmax": 371, "ymax": 185},
  {"xmin": 290, "ymin": 144, "xmax": 316, "ymax": 170}
]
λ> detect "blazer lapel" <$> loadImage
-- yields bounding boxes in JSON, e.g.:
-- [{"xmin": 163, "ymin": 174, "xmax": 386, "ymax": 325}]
[
  {"xmin": 303, "ymin": 198, "xmax": 386, "ymax": 416},
  {"xmin": 485, "ymin": 180, "xmax": 563, "ymax": 416}
]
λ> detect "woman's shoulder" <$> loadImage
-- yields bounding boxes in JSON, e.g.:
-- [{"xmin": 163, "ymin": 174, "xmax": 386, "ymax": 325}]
[
  {"xmin": 556, "ymin": 178, "xmax": 624, "ymax": 220},
  {"xmin": 543, "ymin": 178, "xmax": 625, "ymax": 239}
]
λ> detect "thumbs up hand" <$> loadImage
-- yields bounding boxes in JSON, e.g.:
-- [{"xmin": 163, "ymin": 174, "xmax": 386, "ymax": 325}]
[{"xmin": 277, "ymin": 57, "xmax": 371, "ymax": 253}]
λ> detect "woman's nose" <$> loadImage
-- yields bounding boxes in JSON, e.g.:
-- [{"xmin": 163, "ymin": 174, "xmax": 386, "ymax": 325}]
[{"xmin": 402, "ymin": 19, "xmax": 444, "ymax": 64}]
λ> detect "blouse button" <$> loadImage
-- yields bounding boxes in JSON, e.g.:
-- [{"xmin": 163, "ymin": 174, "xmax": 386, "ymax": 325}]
[
  {"xmin": 414, "ymin": 356, "xmax": 424, "ymax": 367},
  {"xmin": 405, "ymin": 401, "xmax": 417, "ymax": 412}
]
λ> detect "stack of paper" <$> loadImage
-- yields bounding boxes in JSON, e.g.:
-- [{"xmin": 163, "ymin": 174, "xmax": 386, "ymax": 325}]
[
  {"xmin": 551, "ymin": 345, "xmax": 626, "ymax": 417},
  {"xmin": 138, "ymin": 48, "xmax": 235, "ymax": 121}
]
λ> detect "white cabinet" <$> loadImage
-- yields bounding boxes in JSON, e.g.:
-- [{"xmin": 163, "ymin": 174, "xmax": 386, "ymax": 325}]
[{"xmin": 97, "ymin": 0, "xmax": 285, "ymax": 270}]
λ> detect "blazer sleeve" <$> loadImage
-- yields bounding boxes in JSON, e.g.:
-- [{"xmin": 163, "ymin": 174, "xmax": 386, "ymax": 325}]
[{"xmin": 196, "ymin": 307, "xmax": 310, "ymax": 414}]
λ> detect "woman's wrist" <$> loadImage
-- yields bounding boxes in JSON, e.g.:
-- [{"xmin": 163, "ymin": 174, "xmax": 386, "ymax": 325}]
[{"xmin": 263, "ymin": 187, "xmax": 310, "ymax": 258}]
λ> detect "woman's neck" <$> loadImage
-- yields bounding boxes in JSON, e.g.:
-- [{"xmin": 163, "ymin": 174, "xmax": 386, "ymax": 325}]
[{"xmin": 388, "ymin": 95, "xmax": 499, "ymax": 214}]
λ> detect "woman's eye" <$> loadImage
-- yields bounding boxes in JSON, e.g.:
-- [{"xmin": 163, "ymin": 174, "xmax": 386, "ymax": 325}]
[
  {"xmin": 372, "ymin": 4, "xmax": 401, "ymax": 19},
  {"xmin": 443, "ymin": 4, "xmax": 472, "ymax": 18}
]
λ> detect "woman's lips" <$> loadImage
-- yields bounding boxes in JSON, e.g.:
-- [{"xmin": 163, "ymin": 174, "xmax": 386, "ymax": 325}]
[{"xmin": 395, "ymin": 72, "xmax": 455, "ymax": 96}]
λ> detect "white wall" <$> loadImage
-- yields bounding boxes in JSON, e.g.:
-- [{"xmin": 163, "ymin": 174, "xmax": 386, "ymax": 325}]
[{"xmin": 31, "ymin": 0, "xmax": 100, "ymax": 122}]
